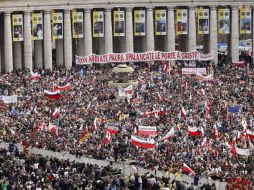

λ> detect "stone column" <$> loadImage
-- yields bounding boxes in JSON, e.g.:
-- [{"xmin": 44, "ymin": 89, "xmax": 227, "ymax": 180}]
[
  {"xmin": 44, "ymin": 10, "xmax": 52, "ymax": 69},
  {"xmin": 4, "ymin": 12, "xmax": 13, "ymax": 72},
  {"xmin": 231, "ymin": 6, "xmax": 239, "ymax": 62},
  {"xmin": 167, "ymin": 6, "xmax": 175, "ymax": 51},
  {"xmin": 34, "ymin": 41, "xmax": 43, "ymax": 68},
  {"xmin": 253, "ymin": 9, "xmax": 254, "ymax": 64},
  {"xmin": 24, "ymin": 11, "xmax": 33, "ymax": 70},
  {"xmin": 105, "ymin": 8, "xmax": 113, "ymax": 53},
  {"xmin": 13, "ymin": 43, "xmax": 22, "ymax": 69},
  {"xmin": 209, "ymin": 6, "xmax": 218, "ymax": 65},
  {"xmin": 126, "ymin": 7, "xmax": 134, "ymax": 52},
  {"xmin": 56, "ymin": 39, "xmax": 64, "ymax": 66},
  {"xmin": 77, "ymin": 38, "xmax": 84, "ymax": 56},
  {"xmin": 64, "ymin": 9, "xmax": 72, "ymax": 68},
  {"xmin": 188, "ymin": 6, "xmax": 196, "ymax": 51},
  {"xmin": 84, "ymin": 8, "xmax": 92, "ymax": 56},
  {"xmin": 146, "ymin": 7, "xmax": 155, "ymax": 51}
]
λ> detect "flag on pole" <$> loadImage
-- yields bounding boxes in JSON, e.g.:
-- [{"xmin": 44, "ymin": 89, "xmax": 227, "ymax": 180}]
[
  {"xmin": 79, "ymin": 131, "xmax": 89, "ymax": 143},
  {"xmin": 182, "ymin": 163, "xmax": 196, "ymax": 175},
  {"xmin": 92, "ymin": 117, "xmax": 98, "ymax": 131},
  {"xmin": 105, "ymin": 131, "xmax": 111, "ymax": 143},
  {"xmin": 161, "ymin": 127, "xmax": 175, "ymax": 141},
  {"xmin": 44, "ymin": 90, "xmax": 61, "ymax": 100},
  {"xmin": 213, "ymin": 124, "xmax": 218, "ymax": 138},
  {"xmin": 53, "ymin": 83, "xmax": 71, "ymax": 91},
  {"xmin": 157, "ymin": 92, "xmax": 162, "ymax": 101},
  {"xmin": 30, "ymin": 70, "xmax": 42, "ymax": 81},
  {"xmin": 52, "ymin": 107, "xmax": 60, "ymax": 119}
]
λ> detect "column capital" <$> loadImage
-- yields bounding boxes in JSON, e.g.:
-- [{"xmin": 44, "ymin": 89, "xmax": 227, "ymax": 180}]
[
  {"xmin": 84, "ymin": 8, "xmax": 92, "ymax": 13},
  {"xmin": 24, "ymin": 11, "xmax": 31, "ymax": 15},
  {"xmin": 105, "ymin": 8, "xmax": 112, "ymax": 12},
  {"xmin": 126, "ymin": 7, "xmax": 133, "ymax": 12},
  {"xmin": 167, "ymin": 6, "xmax": 175, "ymax": 11},
  {"xmin": 44, "ymin": 10, "xmax": 51, "ymax": 14},
  {"xmin": 189, "ymin": 6, "xmax": 196, "ymax": 10},
  {"xmin": 64, "ymin": 9, "xmax": 71, "ymax": 14},
  {"xmin": 210, "ymin": 6, "xmax": 217, "ymax": 10},
  {"xmin": 231, "ymin": 5, "xmax": 239, "ymax": 10},
  {"xmin": 4, "ymin": 11, "xmax": 11, "ymax": 16},
  {"xmin": 146, "ymin": 7, "xmax": 154, "ymax": 11}
]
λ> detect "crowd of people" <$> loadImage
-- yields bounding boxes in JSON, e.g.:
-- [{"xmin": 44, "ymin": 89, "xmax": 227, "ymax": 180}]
[{"xmin": 0, "ymin": 60, "xmax": 254, "ymax": 189}]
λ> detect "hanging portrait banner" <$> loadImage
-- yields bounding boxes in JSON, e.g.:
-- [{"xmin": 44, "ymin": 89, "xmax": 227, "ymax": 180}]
[
  {"xmin": 52, "ymin": 12, "xmax": 63, "ymax": 40},
  {"xmin": 12, "ymin": 14, "xmax": 24, "ymax": 42},
  {"xmin": 176, "ymin": 9, "xmax": 188, "ymax": 35},
  {"xmin": 134, "ymin": 10, "xmax": 146, "ymax": 36},
  {"xmin": 114, "ymin": 10, "xmax": 125, "ymax": 37},
  {"xmin": 72, "ymin": 11, "xmax": 84, "ymax": 38},
  {"xmin": 197, "ymin": 8, "xmax": 209, "ymax": 35},
  {"xmin": 218, "ymin": 8, "xmax": 230, "ymax": 34},
  {"xmin": 240, "ymin": 8, "xmax": 251, "ymax": 34},
  {"xmin": 32, "ymin": 13, "xmax": 43, "ymax": 40},
  {"xmin": 93, "ymin": 11, "xmax": 104, "ymax": 37},
  {"xmin": 155, "ymin": 9, "xmax": 167, "ymax": 35}
]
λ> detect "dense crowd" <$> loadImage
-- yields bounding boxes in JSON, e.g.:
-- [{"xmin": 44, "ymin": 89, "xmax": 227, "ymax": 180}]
[{"xmin": 0, "ymin": 61, "xmax": 254, "ymax": 189}]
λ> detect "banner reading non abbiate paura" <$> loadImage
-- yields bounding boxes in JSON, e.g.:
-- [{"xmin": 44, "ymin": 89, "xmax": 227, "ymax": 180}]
[{"xmin": 76, "ymin": 51, "xmax": 213, "ymax": 64}]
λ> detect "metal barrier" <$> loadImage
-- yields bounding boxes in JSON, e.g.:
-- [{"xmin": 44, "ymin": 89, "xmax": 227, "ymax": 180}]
[{"xmin": 0, "ymin": 142, "xmax": 227, "ymax": 189}]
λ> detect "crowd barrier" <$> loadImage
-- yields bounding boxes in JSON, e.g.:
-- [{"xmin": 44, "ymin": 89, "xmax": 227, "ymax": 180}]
[{"xmin": 0, "ymin": 141, "xmax": 227, "ymax": 190}]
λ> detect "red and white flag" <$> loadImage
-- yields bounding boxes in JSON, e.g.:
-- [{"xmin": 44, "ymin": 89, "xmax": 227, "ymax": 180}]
[
  {"xmin": 92, "ymin": 117, "xmax": 98, "ymax": 131},
  {"xmin": 52, "ymin": 108, "xmax": 60, "ymax": 119},
  {"xmin": 213, "ymin": 125, "xmax": 218, "ymax": 138},
  {"xmin": 44, "ymin": 90, "xmax": 61, "ymax": 100},
  {"xmin": 246, "ymin": 129, "xmax": 254, "ymax": 139},
  {"xmin": 53, "ymin": 83, "xmax": 71, "ymax": 91},
  {"xmin": 134, "ymin": 127, "xmax": 138, "ymax": 135},
  {"xmin": 182, "ymin": 163, "xmax": 196, "ymax": 175},
  {"xmin": 231, "ymin": 61, "xmax": 245, "ymax": 67},
  {"xmin": 105, "ymin": 125, "xmax": 119, "ymax": 135},
  {"xmin": 201, "ymin": 137, "xmax": 208, "ymax": 147},
  {"xmin": 48, "ymin": 122, "xmax": 58, "ymax": 136},
  {"xmin": 161, "ymin": 127, "xmax": 175, "ymax": 141},
  {"xmin": 119, "ymin": 85, "xmax": 133, "ymax": 98},
  {"xmin": 181, "ymin": 107, "xmax": 187, "ymax": 118},
  {"xmin": 204, "ymin": 100, "xmax": 210, "ymax": 116},
  {"xmin": 138, "ymin": 126, "xmax": 157, "ymax": 137},
  {"xmin": 137, "ymin": 77, "xmax": 145, "ymax": 84},
  {"xmin": 241, "ymin": 118, "xmax": 248, "ymax": 132},
  {"xmin": 105, "ymin": 131, "xmax": 111, "ymax": 143},
  {"xmin": 157, "ymin": 92, "xmax": 162, "ymax": 102},
  {"xmin": 131, "ymin": 135, "xmax": 155, "ymax": 149},
  {"xmin": 197, "ymin": 88, "xmax": 205, "ymax": 96},
  {"xmin": 188, "ymin": 126, "xmax": 202, "ymax": 137},
  {"xmin": 30, "ymin": 70, "xmax": 41, "ymax": 81}
]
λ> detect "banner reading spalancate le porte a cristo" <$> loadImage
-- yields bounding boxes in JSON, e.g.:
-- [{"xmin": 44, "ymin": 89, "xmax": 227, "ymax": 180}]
[{"xmin": 76, "ymin": 51, "xmax": 213, "ymax": 65}]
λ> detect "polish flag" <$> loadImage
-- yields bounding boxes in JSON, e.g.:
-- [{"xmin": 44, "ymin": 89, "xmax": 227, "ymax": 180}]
[
  {"xmin": 182, "ymin": 163, "xmax": 196, "ymax": 175},
  {"xmin": 53, "ymin": 83, "xmax": 71, "ymax": 91},
  {"xmin": 131, "ymin": 135, "xmax": 155, "ymax": 149},
  {"xmin": 134, "ymin": 127, "xmax": 138, "ymax": 135},
  {"xmin": 157, "ymin": 92, "xmax": 162, "ymax": 101},
  {"xmin": 201, "ymin": 137, "xmax": 207, "ymax": 147},
  {"xmin": 48, "ymin": 122, "xmax": 57, "ymax": 135},
  {"xmin": 198, "ymin": 88, "xmax": 205, "ymax": 96},
  {"xmin": 231, "ymin": 61, "xmax": 245, "ymax": 67},
  {"xmin": 213, "ymin": 124, "xmax": 218, "ymax": 138},
  {"xmin": 246, "ymin": 129, "xmax": 254, "ymax": 139},
  {"xmin": 137, "ymin": 77, "xmax": 145, "ymax": 84},
  {"xmin": 161, "ymin": 127, "xmax": 175, "ymax": 141},
  {"xmin": 105, "ymin": 125, "xmax": 119, "ymax": 135},
  {"xmin": 44, "ymin": 90, "xmax": 61, "ymax": 100},
  {"xmin": 241, "ymin": 118, "xmax": 248, "ymax": 132},
  {"xmin": 92, "ymin": 117, "xmax": 98, "ymax": 131},
  {"xmin": 30, "ymin": 70, "xmax": 42, "ymax": 81},
  {"xmin": 105, "ymin": 131, "xmax": 111, "ymax": 143},
  {"xmin": 188, "ymin": 126, "xmax": 202, "ymax": 136},
  {"xmin": 52, "ymin": 108, "xmax": 60, "ymax": 119},
  {"xmin": 181, "ymin": 107, "xmax": 187, "ymax": 118},
  {"xmin": 204, "ymin": 100, "xmax": 210, "ymax": 116},
  {"xmin": 138, "ymin": 126, "xmax": 157, "ymax": 137}
]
